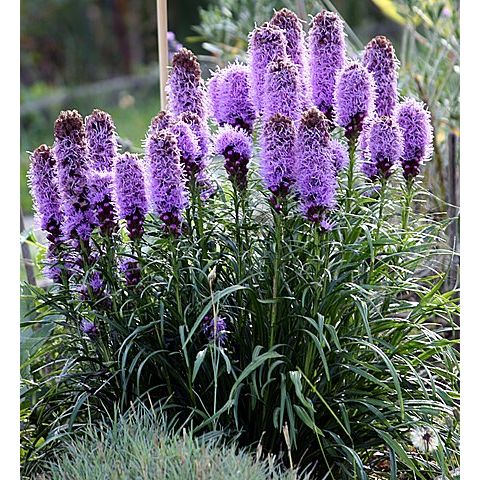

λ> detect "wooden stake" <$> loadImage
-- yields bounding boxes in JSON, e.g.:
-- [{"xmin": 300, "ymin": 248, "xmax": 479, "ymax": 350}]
[{"xmin": 156, "ymin": 0, "xmax": 169, "ymax": 110}]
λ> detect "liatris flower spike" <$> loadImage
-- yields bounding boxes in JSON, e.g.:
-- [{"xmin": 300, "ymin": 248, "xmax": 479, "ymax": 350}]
[
  {"xmin": 296, "ymin": 108, "xmax": 337, "ymax": 228},
  {"xmin": 169, "ymin": 120, "xmax": 200, "ymax": 179},
  {"xmin": 270, "ymin": 8, "xmax": 311, "ymax": 108},
  {"xmin": 202, "ymin": 314, "xmax": 228, "ymax": 346},
  {"xmin": 334, "ymin": 62, "xmax": 375, "ymax": 140},
  {"xmin": 53, "ymin": 110, "xmax": 96, "ymax": 242},
  {"xmin": 145, "ymin": 130, "xmax": 188, "ymax": 235},
  {"xmin": 330, "ymin": 139, "xmax": 349, "ymax": 172},
  {"xmin": 119, "ymin": 258, "xmax": 142, "ymax": 287},
  {"xmin": 208, "ymin": 63, "xmax": 256, "ymax": 133},
  {"xmin": 215, "ymin": 125, "xmax": 253, "ymax": 191},
  {"xmin": 264, "ymin": 58, "xmax": 301, "ymax": 121},
  {"xmin": 363, "ymin": 36, "xmax": 399, "ymax": 117},
  {"xmin": 167, "ymin": 48, "xmax": 207, "ymax": 120},
  {"xmin": 80, "ymin": 319, "xmax": 99, "ymax": 340},
  {"xmin": 260, "ymin": 114, "xmax": 297, "ymax": 212},
  {"xmin": 113, "ymin": 153, "xmax": 148, "ymax": 240},
  {"xmin": 148, "ymin": 110, "xmax": 174, "ymax": 137},
  {"xmin": 248, "ymin": 22, "xmax": 287, "ymax": 114},
  {"xmin": 362, "ymin": 116, "xmax": 403, "ymax": 180},
  {"xmin": 395, "ymin": 99, "xmax": 433, "ymax": 180},
  {"xmin": 28, "ymin": 144, "xmax": 63, "ymax": 244},
  {"xmin": 309, "ymin": 10, "xmax": 346, "ymax": 120}
]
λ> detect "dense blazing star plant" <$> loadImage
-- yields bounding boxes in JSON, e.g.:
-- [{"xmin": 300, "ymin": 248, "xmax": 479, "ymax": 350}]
[{"xmin": 22, "ymin": 9, "xmax": 458, "ymax": 480}]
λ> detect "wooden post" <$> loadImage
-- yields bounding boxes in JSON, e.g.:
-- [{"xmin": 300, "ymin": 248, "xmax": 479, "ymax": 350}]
[{"xmin": 156, "ymin": 0, "xmax": 169, "ymax": 110}]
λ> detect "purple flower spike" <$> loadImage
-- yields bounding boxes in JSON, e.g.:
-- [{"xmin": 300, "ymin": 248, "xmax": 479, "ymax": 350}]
[
  {"xmin": 248, "ymin": 22, "xmax": 287, "ymax": 114},
  {"xmin": 334, "ymin": 62, "xmax": 375, "ymax": 140},
  {"xmin": 260, "ymin": 114, "xmax": 297, "ymax": 211},
  {"xmin": 80, "ymin": 319, "xmax": 99, "ymax": 339},
  {"xmin": 309, "ymin": 11, "xmax": 346, "ymax": 119},
  {"xmin": 148, "ymin": 111, "xmax": 174, "ymax": 136},
  {"xmin": 363, "ymin": 36, "xmax": 399, "ymax": 117},
  {"xmin": 362, "ymin": 115, "xmax": 403, "ymax": 180},
  {"xmin": 119, "ymin": 258, "xmax": 141, "ymax": 287},
  {"xmin": 215, "ymin": 125, "xmax": 253, "ymax": 191},
  {"xmin": 395, "ymin": 99, "xmax": 433, "ymax": 180},
  {"xmin": 202, "ymin": 314, "xmax": 228, "ymax": 346},
  {"xmin": 296, "ymin": 108, "xmax": 337, "ymax": 226},
  {"xmin": 53, "ymin": 110, "xmax": 96, "ymax": 242},
  {"xmin": 145, "ymin": 130, "xmax": 188, "ymax": 235},
  {"xmin": 270, "ymin": 8, "xmax": 311, "ymax": 109},
  {"xmin": 264, "ymin": 58, "xmax": 302, "ymax": 121},
  {"xmin": 85, "ymin": 109, "xmax": 118, "ymax": 171},
  {"xmin": 209, "ymin": 63, "xmax": 256, "ymax": 133},
  {"xmin": 167, "ymin": 48, "xmax": 207, "ymax": 120},
  {"xmin": 330, "ymin": 139, "xmax": 349, "ymax": 172},
  {"xmin": 28, "ymin": 145, "xmax": 63, "ymax": 244},
  {"xmin": 113, "ymin": 153, "xmax": 148, "ymax": 240},
  {"xmin": 169, "ymin": 120, "xmax": 200, "ymax": 179}
]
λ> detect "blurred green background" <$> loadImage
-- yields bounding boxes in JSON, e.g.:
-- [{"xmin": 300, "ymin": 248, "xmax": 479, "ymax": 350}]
[{"xmin": 20, "ymin": 0, "xmax": 459, "ymax": 216}]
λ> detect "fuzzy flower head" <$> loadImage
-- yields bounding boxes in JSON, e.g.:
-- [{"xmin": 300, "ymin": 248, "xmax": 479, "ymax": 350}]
[
  {"xmin": 248, "ymin": 22, "xmax": 288, "ymax": 114},
  {"xmin": 330, "ymin": 139, "xmax": 349, "ymax": 172},
  {"xmin": 53, "ymin": 110, "xmax": 96, "ymax": 241},
  {"xmin": 296, "ymin": 108, "xmax": 337, "ymax": 226},
  {"xmin": 167, "ymin": 48, "xmax": 207, "ymax": 120},
  {"xmin": 363, "ymin": 36, "xmax": 399, "ymax": 117},
  {"xmin": 334, "ymin": 62, "xmax": 375, "ymax": 139},
  {"xmin": 169, "ymin": 120, "xmax": 201, "ymax": 179},
  {"xmin": 260, "ymin": 114, "xmax": 297, "ymax": 212},
  {"xmin": 113, "ymin": 153, "xmax": 148, "ymax": 240},
  {"xmin": 395, "ymin": 98, "xmax": 433, "ymax": 180},
  {"xmin": 264, "ymin": 58, "xmax": 302, "ymax": 121},
  {"xmin": 410, "ymin": 427, "xmax": 439, "ymax": 453},
  {"xmin": 362, "ymin": 116, "xmax": 403, "ymax": 180},
  {"xmin": 309, "ymin": 10, "xmax": 346, "ymax": 119},
  {"xmin": 88, "ymin": 169, "xmax": 117, "ymax": 234},
  {"xmin": 80, "ymin": 319, "xmax": 99, "ymax": 339},
  {"xmin": 28, "ymin": 144, "xmax": 63, "ymax": 244},
  {"xmin": 208, "ymin": 63, "xmax": 256, "ymax": 133},
  {"xmin": 202, "ymin": 314, "xmax": 228, "ymax": 346},
  {"xmin": 148, "ymin": 111, "xmax": 174, "ymax": 137},
  {"xmin": 215, "ymin": 125, "xmax": 253, "ymax": 191},
  {"xmin": 85, "ymin": 109, "xmax": 118, "ymax": 171},
  {"xmin": 145, "ymin": 130, "xmax": 188, "ymax": 235},
  {"xmin": 119, "ymin": 258, "xmax": 141, "ymax": 287},
  {"xmin": 270, "ymin": 8, "xmax": 311, "ymax": 108}
]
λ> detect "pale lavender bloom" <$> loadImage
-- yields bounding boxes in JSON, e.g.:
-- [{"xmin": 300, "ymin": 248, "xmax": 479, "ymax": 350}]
[
  {"xmin": 395, "ymin": 98, "xmax": 433, "ymax": 179},
  {"xmin": 248, "ymin": 22, "xmax": 287, "ymax": 114},
  {"xmin": 309, "ymin": 11, "xmax": 346, "ymax": 119},
  {"xmin": 53, "ymin": 110, "xmax": 96, "ymax": 242},
  {"xmin": 145, "ymin": 130, "xmax": 188, "ymax": 235},
  {"xmin": 270, "ymin": 8, "xmax": 311, "ymax": 108},
  {"xmin": 330, "ymin": 139, "xmax": 349, "ymax": 172},
  {"xmin": 113, "ymin": 153, "xmax": 148, "ymax": 240},
  {"xmin": 202, "ymin": 314, "xmax": 228, "ymax": 345},
  {"xmin": 148, "ymin": 111, "xmax": 174, "ymax": 137},
  {"xmin": 260, "ymin": 114, "xmax": 297, "ymax": 211},
  {"xmin": 28, "ymin": 144, "xmax": 63, "ymax": 244},
  {"xmin": 215, "ymin": 125, "xmax": 253, "ymax": 191},
  {"xmin": 169, "ymin": 120, "xmax": 201, "ymax": 179},
  {"xmin": 362, "ymin": 115, "xmax": 403, "ymax": 180},
  {"xmin": 85, "ymin": 109, "xmax": 118, "ymax": 171},
  {"xmin": 296, "ymin": 108, "xmax": 337, "ymax": 227},
  {"xmin": 334, "ymin": 62, "xmax": 375, "ymax": 139},
  {"xmin": 167, "ymin": 48, "xmax": 207, "ymax": 120},
  {"xmin": 264, "ymin": 58, "xmax": 302, "ymax": 121},
  {"xmin": 80, "ymin": 319, "xmax": 99, "ymax": 339},
  {"xmin": 363, "ymin": 36, "xmax": 399, "ymax": 117},
  {"xmin": 208, "ymin": 71, "xmax": 224, "ymax": 122}
]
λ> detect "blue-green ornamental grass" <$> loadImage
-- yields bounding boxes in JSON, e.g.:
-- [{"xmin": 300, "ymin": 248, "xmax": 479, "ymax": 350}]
[{"xmin": 21, "ymin": 7, "xmax": 459, "ymax": 479}]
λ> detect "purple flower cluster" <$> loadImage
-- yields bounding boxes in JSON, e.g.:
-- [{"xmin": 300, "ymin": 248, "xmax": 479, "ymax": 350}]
[
  {"xmin": 53, "ymin": 110, "xmax": 96, "ymax": 242},
  {"xmin": 361, "ymin": 116, "xmax": 403, "ymax": 180},
  {"xmin": 145, "ymin": 130, "xmax": 188, "ymax": 234},
  {"xmin": 28, "ymin": 145, "xmax": 63, "ymax": 244},
  {"xmin": 330, "ymin": 139, "xmax": 349, "ymax": 172},
  {"xmin": 363, "ymin": 36, "xmax": 399, "ymax": 117},
  {"xmin": 202, "ymin": 314, "xmax": 228, "ymax": 345},
  {"xmin": 167, "ymin": 48, "xmax": 207, "ymax": 120},
  {"xmin": 264, "ymin": 58, "xmax": 301, "ymax": 121},
  {"xmin": 395, "ymin": 99, "xmax": 433, "ymax": 180},
  {"xmin": 148, "ymin": 111, "xmax": 174, "ymax": 136},
  {"xmin": 260, "ymin": 114, "xmax": 297, "ymax": 211},
  {"xmin": 113, "ymin": 153, "xmax": 148, "ymax": 240},
  {"xmin": 215, "ymin": 125, "xmax": 253, "ymax": 191},
  {"xmin": 309, "ymin": 11, "xmax": 346, "ymax": 119},
  {"xmin": 295, "ymin": 108, "xmax": 337, "ymax": 228},
  {"xmin": 270, "ymin": 8, "xmax": 311, "ymax": 109},
  {"xmin": 119, "ymin": 258, "xmax": 142, "ymax": 287},
  {"xmin": 248, "ymin": 22, "xmax": 287, "ymax": 114},
  {"xmin": 334, "ymin": 62, "xmax": 375, "ymax": 139},
  {"xmin": 80, "ymin": 318, "xmax": 99, "ymax": 339},
  {"xmin": 169, "ymin": 120, "xmax": 200, "ymax": 178},
  {"xmin": 208, "ymin": 63, "xmax": 256, "ymax": 133}
]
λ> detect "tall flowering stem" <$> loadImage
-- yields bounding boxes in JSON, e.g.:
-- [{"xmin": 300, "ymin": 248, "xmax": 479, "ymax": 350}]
[
  {"xmin": 260, "ymin": 114, "xmax": 297, "ymax": 212},
  {"xmin": 309, "ymin": 10, "xmax": 346, "ymax": 120},
  {"xmin": 363, "ymin": 36, "xmax": 399, "ymax": 117},
  {"xmin": 248, "ymin": 22, "xmax": 287, "ymax": 115},
  {"xmin": 53, "ymin": 110, "xmax": 96, "ymax": 245},
  {"xmin": 270, "ymin": 8, "xmax": 311, "ymax": 109}
]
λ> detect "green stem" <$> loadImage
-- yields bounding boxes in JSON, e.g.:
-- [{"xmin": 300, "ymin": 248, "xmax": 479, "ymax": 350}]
[
  {"xmin": 269, "ymin": 212, "xmax": 283, "ymax": 349},
  {"xmin": 345, "ymin": 139, "xmax": 357, "ymax": 215}
]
